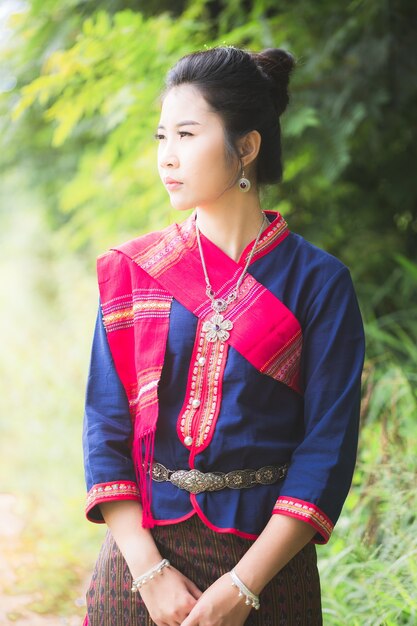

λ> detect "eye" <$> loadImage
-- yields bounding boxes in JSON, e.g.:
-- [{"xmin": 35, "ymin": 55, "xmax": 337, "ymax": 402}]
[
  {"xmin": 154, "ymin": 133, "xmax": 165, "ymax": 141},
  {"xmin": 178, "ymin": 131, "xmax": 193, "ymax": 138}
]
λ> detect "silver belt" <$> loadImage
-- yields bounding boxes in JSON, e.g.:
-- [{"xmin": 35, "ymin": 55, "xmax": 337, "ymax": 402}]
[{"xmin": 151, "ymin": 462, "xmax": 288, "ymax": 495}]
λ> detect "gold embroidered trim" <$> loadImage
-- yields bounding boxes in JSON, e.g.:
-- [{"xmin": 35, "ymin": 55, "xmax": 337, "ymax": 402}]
[
  {"xmin": 101, "ymin": 290, "xmax": 172, "ymax": 333},
  {"xmin": 243, "ymin": 212, "xmax": 288, "ymax": 263},
  {"xmin": 273, "ymin": 497, "xmax": 333, "ymax": 540},
  {"xmin": 179, "ymin": 323, "xmax": 227, "ymax": 450},
  {"xmin": 86, "ymin": 482, "xmax": 140, "ymax": 510}
]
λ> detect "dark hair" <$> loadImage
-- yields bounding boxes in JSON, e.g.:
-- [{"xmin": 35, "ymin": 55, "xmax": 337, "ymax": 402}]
[{"xmin": 164, "ymin": 46, "xmax": 295, "ymax": 185}]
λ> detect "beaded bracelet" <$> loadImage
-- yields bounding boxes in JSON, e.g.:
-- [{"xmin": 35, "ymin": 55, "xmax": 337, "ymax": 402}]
[
  {"xmin": 229, "ymin": 568, "xmax": 260, "ymax": 610},
  {"xmin": 131, "ymin": 558, "xmax": 170, "ymax": 592}
]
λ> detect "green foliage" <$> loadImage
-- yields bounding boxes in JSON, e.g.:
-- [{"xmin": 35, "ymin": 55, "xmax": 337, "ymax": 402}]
[
  {"xmin": 3, "ymin": 0, "xmax": 416, "ymax": 267},
  {"xmin": 7, "ymin": 7, "xmax": 209, "ymax": 248}
]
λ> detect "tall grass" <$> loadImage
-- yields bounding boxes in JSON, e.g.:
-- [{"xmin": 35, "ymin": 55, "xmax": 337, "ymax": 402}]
[
  {"xmin": 319, "ymin": 260, "xmax": 417, "ymax": 625},
  {"xmin": 320, "ymin": 370, "xmax": 417, "ymax": 624}
]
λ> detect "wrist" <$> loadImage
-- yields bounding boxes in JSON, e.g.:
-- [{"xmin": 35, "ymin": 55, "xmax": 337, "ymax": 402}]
[
  {"xmin": 123, "ymin": 539, "xmax": 163, "ymax": 579},
  {"xmin": 130, "ymin": 555, "xmax": 164, "ymax": 580},
  {"xmin": 229, "ymin": 568, "xmax": 260, "ymax": 611},
  {"xmin": 131, "ymin": 558, "xmax": 171, "ymax": 592},
  {"xmin": 233, "ymin": 563, "xmax": 267, "ymax": 596}
]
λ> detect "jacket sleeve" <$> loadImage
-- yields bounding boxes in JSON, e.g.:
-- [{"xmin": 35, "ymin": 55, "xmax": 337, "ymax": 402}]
[
  {"xmin": 272, "ymin": 266, "xmax": 365, "ymax": 543},
  {"xmin": 83, "ymin": 305, "xmax": 140, "ymax": 523}
]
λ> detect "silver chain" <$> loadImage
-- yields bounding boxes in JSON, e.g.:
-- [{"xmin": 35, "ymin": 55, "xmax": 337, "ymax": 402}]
[{"xmin": 195, "ymin": 213, "xmax": 268, "ymax": 312}]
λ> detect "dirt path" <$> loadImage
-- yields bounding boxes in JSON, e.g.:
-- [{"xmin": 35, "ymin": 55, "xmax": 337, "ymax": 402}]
[{"xmin": 0, "ymin": 494, "xmax": 85, "ymax": 625}]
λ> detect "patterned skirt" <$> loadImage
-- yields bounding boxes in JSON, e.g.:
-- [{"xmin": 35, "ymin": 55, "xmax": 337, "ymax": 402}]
[{"xmin": 85, "ymin": 514, "xmax": 322, "ymax": 626}]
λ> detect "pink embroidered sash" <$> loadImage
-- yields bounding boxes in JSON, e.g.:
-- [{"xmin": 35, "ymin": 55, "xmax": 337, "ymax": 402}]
[
  {"xmin": 118, "ymin": 211, "xmax": 302, "ymax": 392},
  {"xmin": 97, "ymin": 251, "xmax": 173, "ymax": 526},
  {"xmin": 97, "ymin": 211, "xmax": 302, "ymax": 527}
]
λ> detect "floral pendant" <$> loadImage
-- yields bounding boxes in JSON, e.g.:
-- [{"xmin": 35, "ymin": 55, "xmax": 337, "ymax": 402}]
[{"xmin": 202, "ymin": 313, "xmax": 233, "ymax": 343}]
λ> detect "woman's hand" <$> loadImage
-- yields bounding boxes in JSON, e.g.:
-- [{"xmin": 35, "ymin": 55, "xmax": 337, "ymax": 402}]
[
  {"xmin": 139, "ymin": 565, "xmax": 202, "ymax": 626},
  {"xmin": 99, "ymin": 501, "xmax": 201, "ymax": 625},
  {"xmin": 180, "ymin": 573, "xmax": 252, "ymax": 626}
]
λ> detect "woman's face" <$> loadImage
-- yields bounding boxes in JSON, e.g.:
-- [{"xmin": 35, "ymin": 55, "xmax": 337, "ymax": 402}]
[{"xmin": 156, "ymin": 84, "xmax": 238, "ymax": 211}]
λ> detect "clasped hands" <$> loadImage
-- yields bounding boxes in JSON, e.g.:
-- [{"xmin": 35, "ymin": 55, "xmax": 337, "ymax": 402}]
[{"xmin": 139, "ymin": 567, "xmax": 253, "ymax": 626}]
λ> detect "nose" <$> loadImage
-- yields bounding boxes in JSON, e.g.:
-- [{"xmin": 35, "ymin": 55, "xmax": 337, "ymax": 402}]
[{"xmin": 158, "ymin": 143, "xmax": 179, "ymax": 169}]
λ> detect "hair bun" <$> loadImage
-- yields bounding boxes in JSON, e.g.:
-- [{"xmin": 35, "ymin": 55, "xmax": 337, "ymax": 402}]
[{"xmin": 255, "ymin": 48, "xmax": 295, "ymax": 116}]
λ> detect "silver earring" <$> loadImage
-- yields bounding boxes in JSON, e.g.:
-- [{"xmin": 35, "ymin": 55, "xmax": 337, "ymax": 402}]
[{"xmin": 238, "ymin": 168, "xmax": 251, "ymax": 193}]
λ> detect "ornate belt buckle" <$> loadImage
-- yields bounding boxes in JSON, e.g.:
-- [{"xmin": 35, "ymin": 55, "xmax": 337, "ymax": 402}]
[
  {"xmin": 170, "ymin": 469, "xmax": 226, "ymax": 494},
  {"xmin": 170, "ymin": 469, "xmax": 206, "ymax": 494}
]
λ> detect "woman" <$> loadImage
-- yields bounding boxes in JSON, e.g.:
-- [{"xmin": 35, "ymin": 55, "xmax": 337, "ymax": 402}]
[{"xmin": 83, "ymin": 46, "xmax": 365, "ymax": 626}]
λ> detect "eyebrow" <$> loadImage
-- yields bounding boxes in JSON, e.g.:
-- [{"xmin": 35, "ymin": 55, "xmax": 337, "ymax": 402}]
[{"xmin": 157, "ymin": 121, "xmax": 202, "ymax": 130}]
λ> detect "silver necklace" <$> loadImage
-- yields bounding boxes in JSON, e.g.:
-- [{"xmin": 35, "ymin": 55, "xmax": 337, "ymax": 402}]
[{"xmin": 195, "ymin": 213, "xmax": 268, "ymax": 343}]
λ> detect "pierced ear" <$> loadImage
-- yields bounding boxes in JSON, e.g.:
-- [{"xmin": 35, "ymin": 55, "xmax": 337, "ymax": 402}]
[{"xmin": 238, "ymin": 130, "xmax": 261, "ymax": 167}]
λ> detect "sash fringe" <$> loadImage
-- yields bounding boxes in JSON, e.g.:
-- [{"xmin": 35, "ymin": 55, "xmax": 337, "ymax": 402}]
[{"xmin": 132, "ymin": 428, "xmax": 156, "ymax": 528}]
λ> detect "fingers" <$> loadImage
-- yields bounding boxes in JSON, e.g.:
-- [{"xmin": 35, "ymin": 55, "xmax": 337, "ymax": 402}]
[
  {"xmin": 180, "ymin": 603, "xmax": 201, "ymax": 626},
  {"xmin": 147, "ymin": 585, "xmax": 197, "ymax": 625},
  {"xmin": 140, "ymin": 566, "xmax": 201, "ymax": 625},
  {"xmin": 184, "ymin": 577, "xmax": 203, "ymax": 600}
]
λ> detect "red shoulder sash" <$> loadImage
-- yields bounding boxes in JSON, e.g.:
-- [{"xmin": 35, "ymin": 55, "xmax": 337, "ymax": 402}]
[{"xmin": 116, "ymin": 211, "xmax": 302, "ymax": 394}]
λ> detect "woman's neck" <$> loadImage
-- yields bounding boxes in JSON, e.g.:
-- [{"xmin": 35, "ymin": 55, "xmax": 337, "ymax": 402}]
[{"xmin": 195, "ymin": 196, "xmax": 265, "ymax": 262}]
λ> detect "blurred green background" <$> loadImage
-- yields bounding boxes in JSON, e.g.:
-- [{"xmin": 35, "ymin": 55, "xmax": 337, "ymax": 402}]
[{"xmin": 0, "ymin": 0, "xmax": 416, "ymax": 624}]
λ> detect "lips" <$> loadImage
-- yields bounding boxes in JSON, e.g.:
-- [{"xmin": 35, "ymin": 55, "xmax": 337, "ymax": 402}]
[{"xmin": 163, "ymin": 176, "xmax": 183, "ymax": 191}]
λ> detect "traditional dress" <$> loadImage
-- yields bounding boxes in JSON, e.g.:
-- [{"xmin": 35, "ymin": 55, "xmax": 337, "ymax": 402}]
[{"xmin": 83, "ymin": 211, "xmax": 365, "ymax": 625}]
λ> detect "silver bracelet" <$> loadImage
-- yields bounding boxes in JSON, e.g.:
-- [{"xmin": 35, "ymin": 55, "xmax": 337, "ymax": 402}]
[
  {"xmin": 131, "ymin": 558, "xmax": 170, "ymax": 592},
  {"xmin": 229, "ymin": 568, "xmax": 260, "ymax": 610}
]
